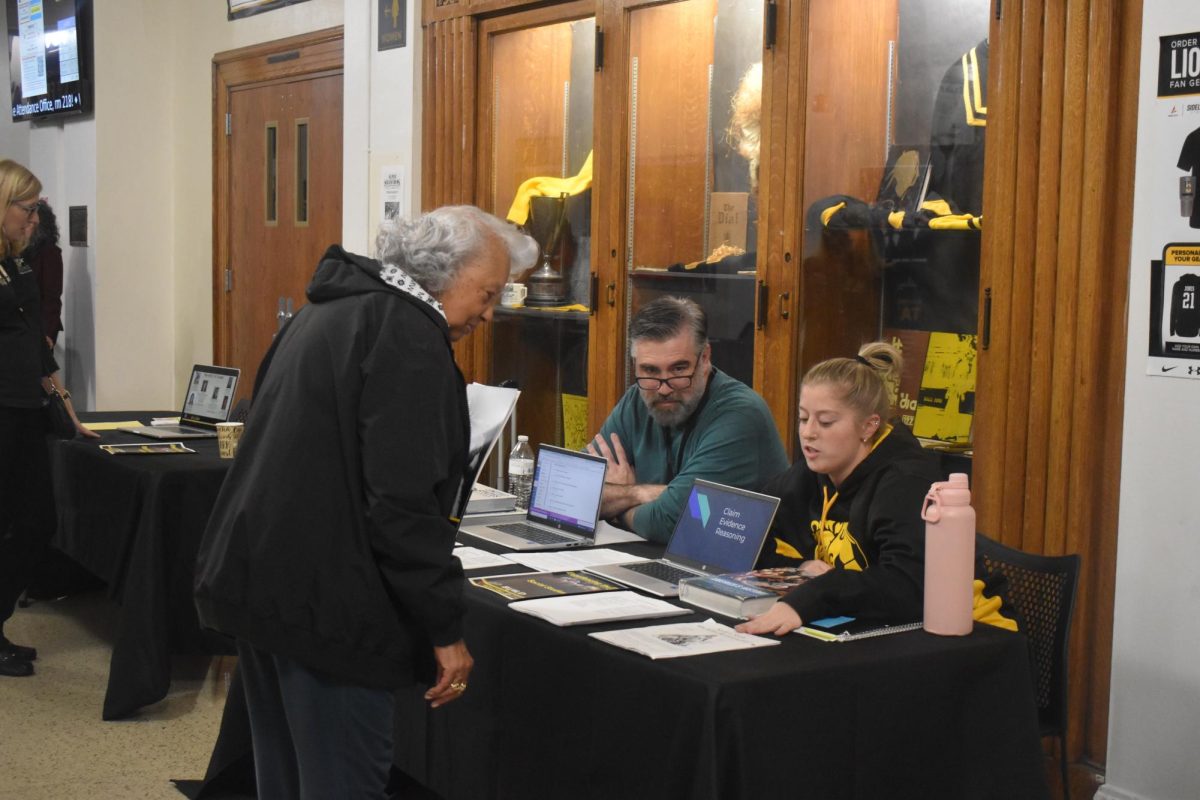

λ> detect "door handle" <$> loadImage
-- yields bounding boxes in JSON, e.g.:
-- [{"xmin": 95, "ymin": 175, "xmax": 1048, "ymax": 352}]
[{"xmin": 778, "ymin": 291, "xmax": 791, "ymax": 320}]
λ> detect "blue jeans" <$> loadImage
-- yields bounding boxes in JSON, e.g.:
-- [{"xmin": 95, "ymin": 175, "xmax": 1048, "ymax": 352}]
[{"xmin": 236, "ymin": 641, "xmax": 396, "ymax": 800}]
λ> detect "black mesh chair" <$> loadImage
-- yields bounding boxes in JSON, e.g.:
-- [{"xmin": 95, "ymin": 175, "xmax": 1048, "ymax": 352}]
[
  {"xmin": 229, "ymin": 398, "xmax": 251, "ymax": 423},
  {"xmin": 977, "ymin": 533, "xmax": 1081, "ymax": 800}
]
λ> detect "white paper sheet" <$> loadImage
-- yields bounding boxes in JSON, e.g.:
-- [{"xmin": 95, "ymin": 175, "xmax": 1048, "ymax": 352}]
[
  {"xmin": 508, "ymin": 591, "xmax": 689, "ymax": 627},
  {"xmin": 589, "ymin": 618, "xmax": 781, "ymax": 659},
  {"xmin": 593, "ymin": 520, "xmax": 645, "ymax": 545},
  {"xmin": 502, "ymin": 548, "xmax": 649, "ymax": 573},
  {"xmin": 465, "ymin": 383, "xmax": 520, "ymax": 458},
  {"xmin": 453, "ymin": 546, "xmax": 518, "ymax": 571}
]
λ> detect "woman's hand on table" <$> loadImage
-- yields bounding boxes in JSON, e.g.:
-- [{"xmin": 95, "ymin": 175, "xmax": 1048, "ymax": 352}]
[{"xmin": 736, "ymin": 601, "xmax": 802, "ymax": 637}]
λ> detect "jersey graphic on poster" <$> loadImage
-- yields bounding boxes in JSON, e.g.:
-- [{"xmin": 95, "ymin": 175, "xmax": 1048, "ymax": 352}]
[{"xmin": 1149, "ymin": 244, "xmax": 1200, "ymax": 377}]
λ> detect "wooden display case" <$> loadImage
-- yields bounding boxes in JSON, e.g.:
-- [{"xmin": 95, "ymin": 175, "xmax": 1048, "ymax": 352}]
[{"xmin": 422, "ymin": 0, "xmax": 1141, "ymax": 789}]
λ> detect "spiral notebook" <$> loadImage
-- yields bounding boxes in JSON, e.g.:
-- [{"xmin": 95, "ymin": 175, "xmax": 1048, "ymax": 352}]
[{"xmin": 796, "ymin": 616, "xmax": 923, "ymax": 643}]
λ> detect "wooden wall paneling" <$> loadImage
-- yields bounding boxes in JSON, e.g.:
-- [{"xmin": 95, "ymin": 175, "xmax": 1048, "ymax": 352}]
[
  {"xmin": 754, "ymin": 0, "xmax": 804, "ymax": 453},
  {"xmin": 588, "ymin": 0, "xmax": 629, "ymax": 438},
  {"xmin": 1036, "ymin": 1, "xmax": 1072, "ymax": 560},
  {"xmin": 452, "ymin": 17, "xmax": 464, "ymax": 206},
  {"xmin": 978, "ymin": 0, "xmax": 1137, "ymax": 785},
  {"xmin": 1084, "ymin": 0, "xmax": 1139, "ymax": 770},
  {"xmin": 973, "ymin": 8, "xmax": 1021, "ymax": 546},
  {"xmin": 423, "ymin": 23, "xmax": 436, "ymax": 211},
  {"xmin": 1070, "ymin": 0, "xmax": 1135, "ymax": 772},
  {"xmin": 626, "ymin": 0, "xmax": 716, "ymax": 268}
]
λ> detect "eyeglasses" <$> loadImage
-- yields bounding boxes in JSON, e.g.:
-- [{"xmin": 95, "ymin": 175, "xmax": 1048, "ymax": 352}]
[
  {"xmin": 634, "ymin": 353, "xmax": 704, "ymax": 391},
  {"xmin": 635, "ymin": 373, "xmax": 698, "ymax": 391},
  {"xmin": 11, "ymin": 199, "xmax": 40, "ymax": 218}
]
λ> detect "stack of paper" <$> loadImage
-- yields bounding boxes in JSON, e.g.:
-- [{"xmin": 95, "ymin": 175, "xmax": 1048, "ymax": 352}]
[
  {"xmin": 508, "ymin": 591, "xmax": 689, "ymax": 627},
  {"xmin": 590, "ymin": 619, "xmax": 781, "ymax": 659}
]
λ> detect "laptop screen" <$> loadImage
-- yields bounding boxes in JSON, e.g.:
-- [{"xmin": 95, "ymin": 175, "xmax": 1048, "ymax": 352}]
[
  {"xmin": 526, "ymin": 445, "xmax": 608, "ymax": 534},
  {"xmin": 181, "ymin": 365, "xmax": 240, "ymax": 425},
  {"xmin": 664, "ymin": 480, "xmax": 780, "ymax": 573}
]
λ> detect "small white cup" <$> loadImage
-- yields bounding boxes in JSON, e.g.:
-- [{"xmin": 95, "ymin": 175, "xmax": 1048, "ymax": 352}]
[
  {"xmin": 501, "ymin": 282, "xmax": 528, "ymax": 308},
  {"xmin": 216, "ymin": 422, "xmax": 244, "ymax": 460}
]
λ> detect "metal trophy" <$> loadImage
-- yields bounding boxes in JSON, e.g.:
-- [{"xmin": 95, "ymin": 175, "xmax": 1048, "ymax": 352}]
[{"xmin": 524, "ymin": 193, "xmax": 570, "ymax": 306}]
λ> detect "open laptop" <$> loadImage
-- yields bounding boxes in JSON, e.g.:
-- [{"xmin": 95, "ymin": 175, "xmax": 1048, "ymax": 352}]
[
  {"xmin": 120, "ymin": 365, "xmax": 241, "ymax": 439},
  {"xmin": 587, "ymin": 480, "xmax": 780, "ymax": 597},
  {"xmin": 459, "ymin": 444, "xmax": 607, "ymax": 551}
]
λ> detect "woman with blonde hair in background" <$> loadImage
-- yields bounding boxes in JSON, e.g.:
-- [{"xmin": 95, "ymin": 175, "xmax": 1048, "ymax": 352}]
[
  {"xmin": 0, "ymin": 159, "xmax": 94, "ymax": 678},
  {"xmin": 737, "ymin": 342, "xmax": 1016, "ymax": 636}
]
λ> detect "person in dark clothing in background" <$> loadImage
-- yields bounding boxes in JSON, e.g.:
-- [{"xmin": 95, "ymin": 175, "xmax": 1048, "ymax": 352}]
[
  {"xmin": 194, "ymin": 205, "xmax": 537, "ymax": 800},
  {"xmin": 21, "ymin": 200, "xmax": 63, "ymax": 348},
  {"xmin": 0, "ymin": 160, "xmax": 93, "ymax": 679}
]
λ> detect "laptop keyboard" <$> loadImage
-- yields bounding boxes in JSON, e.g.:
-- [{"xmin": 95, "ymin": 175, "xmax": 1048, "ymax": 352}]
[
  {"xmin": 493, "ymin": 522, "xmax": 575, "ymax": 545},
  {"xmin": 623, "ymin": 561, "xmax": 696, "ymax": 585}
]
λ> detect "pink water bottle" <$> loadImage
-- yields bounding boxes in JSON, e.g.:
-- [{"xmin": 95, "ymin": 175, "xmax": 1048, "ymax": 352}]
[{"xmin": 921, "ymin": 473, "xmax": 975, "ymax": 635}]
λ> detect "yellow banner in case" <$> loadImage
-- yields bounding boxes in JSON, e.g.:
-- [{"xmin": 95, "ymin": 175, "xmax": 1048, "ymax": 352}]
[
  {"xmin": 912, "ymin": 332, "xmax": 977, "ymax": 444},
  {"xmin": 561, "ymin": 393, "xmax": 589, "ymax": 452}
]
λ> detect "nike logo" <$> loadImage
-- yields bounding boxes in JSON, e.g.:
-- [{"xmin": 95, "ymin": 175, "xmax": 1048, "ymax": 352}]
[{"xmin": 1162, "ymin": 365, "xmax": 1178, "ymax": 372}]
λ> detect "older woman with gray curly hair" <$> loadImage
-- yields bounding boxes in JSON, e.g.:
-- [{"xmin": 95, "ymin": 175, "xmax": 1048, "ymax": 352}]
[{"xmin": 195, "ymin": 205, "xmax": 536, "ymax": 800}]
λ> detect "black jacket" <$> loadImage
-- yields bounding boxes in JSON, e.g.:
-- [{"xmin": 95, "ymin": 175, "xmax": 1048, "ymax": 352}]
[
  {"xmin": 194, "ymin": 246, "xmax": 472, "ymax": 689},
  {"xmin": 0, "ymin": 256, "xmax": 58, "ymax": 408},
  {"xmin": 758, "ymin": 422, "xmax": 942, "ymax": 624}
]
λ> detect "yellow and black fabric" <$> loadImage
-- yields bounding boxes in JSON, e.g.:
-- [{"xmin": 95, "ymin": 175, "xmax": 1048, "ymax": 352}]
[
  {"xmin": 929, "ymin": 40, "xmax": 988, "ymax": 217},
  {"xmin": 758, "ymin": 421, "xmax": 1017, "ymax": 630},
  {"xmin": 810, "ymin": 194, "xmax": 983, "ymax": 233},
  {"xmin": 505, "ymin": 151, "xmax": 593, "ymax": 226}
]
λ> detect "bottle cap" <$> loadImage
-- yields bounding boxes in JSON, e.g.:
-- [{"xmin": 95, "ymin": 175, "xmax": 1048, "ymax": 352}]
[
  {"xmin": 517, "ymin": 435, "xmax": 529, "ymax": 442},
  {"xmin": 921, "ymin": 474, "xmax": 972, "ymax": 521}
]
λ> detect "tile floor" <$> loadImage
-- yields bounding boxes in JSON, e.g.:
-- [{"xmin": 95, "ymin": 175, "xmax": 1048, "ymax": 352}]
[{"xmin": 0, "ymin": 592, "xmax": 232, "ymax": 799}]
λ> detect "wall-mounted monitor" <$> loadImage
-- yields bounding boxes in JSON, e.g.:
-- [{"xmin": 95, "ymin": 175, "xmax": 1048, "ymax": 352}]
[{"xmin": 7, "ymin": 0, "xmax": 93, "ymax": 123}]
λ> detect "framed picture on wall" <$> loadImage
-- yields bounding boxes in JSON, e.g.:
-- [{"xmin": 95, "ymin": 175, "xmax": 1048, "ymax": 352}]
[{"xmin": 228, "ymin": 0, "xmax": 311, "ymax": 20}]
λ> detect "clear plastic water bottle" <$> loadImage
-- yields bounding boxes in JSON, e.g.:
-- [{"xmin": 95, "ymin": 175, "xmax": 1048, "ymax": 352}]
[
  {"xmin": 921, "ymin": 473, "xmax": 976, "ymax": 636},
  {"xmin": 507, "ymin": 435, "xmax": 534, "ymax": 510}
]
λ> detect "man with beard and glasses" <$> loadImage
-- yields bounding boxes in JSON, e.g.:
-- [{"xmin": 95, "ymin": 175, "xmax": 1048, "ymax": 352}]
[{"xmin": 587, "ymin": 297, "xmax": 787, "ymax": 543}]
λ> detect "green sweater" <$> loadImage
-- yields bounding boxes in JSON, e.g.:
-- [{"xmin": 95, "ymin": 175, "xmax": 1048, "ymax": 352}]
[{"xmin": 597, "ymin": 368, "xmax": 788, "ymax": 543}]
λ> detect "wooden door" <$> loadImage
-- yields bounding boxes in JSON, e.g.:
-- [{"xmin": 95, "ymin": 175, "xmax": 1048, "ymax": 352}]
[
  {"xmin": 226, "ymin": 75, "xmax": 342, "ymax": 393},
  {"xmin": 213, "ymin": 28, "xmax": 343, "ymax": 397}
]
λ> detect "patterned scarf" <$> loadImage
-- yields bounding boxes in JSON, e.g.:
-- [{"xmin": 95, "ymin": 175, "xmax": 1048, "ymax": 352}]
[{"xmin": 377, "ymin": 262, "xmax": 446, "ymax": 320}]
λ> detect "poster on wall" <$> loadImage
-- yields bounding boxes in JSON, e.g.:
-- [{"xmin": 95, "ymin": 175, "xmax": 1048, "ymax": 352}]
[
  {"xmin": 379, "ymin": 0, "xmax": 407, "ymax": 51},
  {"xmin": 381, "ymin": 165, "xmax": 407, "ymax": 222},
  {"xmin": 227, "ymin": 0, "xmax": 310, "ymax": 21},
  {"xmin": 1140, "ymin": 24, "xmax": 1200, "ymax": 379}
]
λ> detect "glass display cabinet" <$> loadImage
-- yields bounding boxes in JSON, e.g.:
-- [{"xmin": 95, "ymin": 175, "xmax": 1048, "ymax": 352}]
[
  {"xmin": 434, "ymin": 0, "xmax": 990, "ymax": 458},
  {"xmin": 477, "ymin": 11, "xmax": 596, "ymax": 453},
  {"xmin": 623, "ymin": 0, "xmax": 763, "ymax": 390},
  {"xmin": 796, "ymin": 0, "xmax": 990, "ymax": 450}
]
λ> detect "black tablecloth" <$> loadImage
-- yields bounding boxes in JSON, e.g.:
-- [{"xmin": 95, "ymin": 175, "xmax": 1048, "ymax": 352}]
[
  {"xmin": 202, "ymin": 534, "xmax": 1050, "ymax": 800},
  {"xmin": 51, "ymin": 411, "xmax": 233, "ymax": 719}
]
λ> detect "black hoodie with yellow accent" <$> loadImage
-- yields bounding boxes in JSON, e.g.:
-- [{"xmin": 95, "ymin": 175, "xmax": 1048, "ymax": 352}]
[{"xmin": 758, "ymin": 422, "xmax": 1015, "ymax": 630}]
